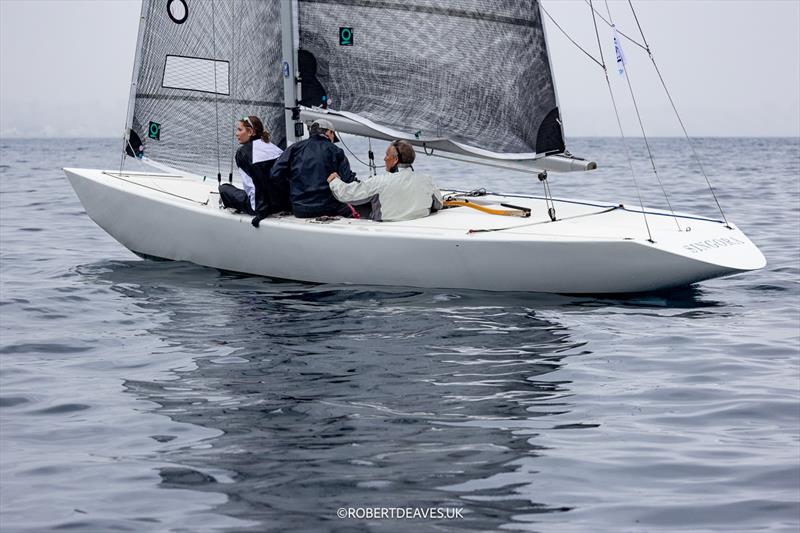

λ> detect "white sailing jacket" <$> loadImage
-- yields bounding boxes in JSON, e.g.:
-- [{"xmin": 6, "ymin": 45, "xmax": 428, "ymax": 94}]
[{"xmin": 329, "ymin": 166, "xmax": 444, "ymax": 222}]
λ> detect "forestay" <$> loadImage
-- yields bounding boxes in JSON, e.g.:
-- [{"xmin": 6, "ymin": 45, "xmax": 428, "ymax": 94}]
[
  {"xmin": 126, "ymin": 0, "xmax": 285, "ymax": 178},
  {"xmin": 296, "ymin": 0, "xmax": 565, "ymax": 157}
]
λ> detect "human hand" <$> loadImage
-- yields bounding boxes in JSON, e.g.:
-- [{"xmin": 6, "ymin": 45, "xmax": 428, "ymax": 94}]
[{"xmin": 327, "ymin": 172, "xmax": 339, "ymax": 183}]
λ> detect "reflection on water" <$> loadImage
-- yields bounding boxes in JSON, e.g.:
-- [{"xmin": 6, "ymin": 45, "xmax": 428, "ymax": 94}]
[
  {"xmin": 86, "ymin": 260, "xmax": 584, "ymax": 531},
  {"xmin": 3, "ymin": 137, "xmax": 797, "ymax": 532},
  {"xmin": 82, "ymin": 259, "xmax": 720, "ymax": 532}
]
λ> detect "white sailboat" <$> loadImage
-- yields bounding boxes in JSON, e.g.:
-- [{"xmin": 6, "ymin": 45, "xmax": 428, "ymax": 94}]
[{"xmin": 64, "ymin": 0, "xmax": 765, "ymax": 294}]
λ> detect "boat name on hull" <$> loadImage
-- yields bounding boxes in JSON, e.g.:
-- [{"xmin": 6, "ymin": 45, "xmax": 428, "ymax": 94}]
[{"xmin": 683, "ymin": 236, "xmax": 745, "ymax": 254}]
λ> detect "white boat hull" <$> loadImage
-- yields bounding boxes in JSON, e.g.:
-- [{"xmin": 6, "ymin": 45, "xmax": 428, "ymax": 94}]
[{"xmin": 63, "ymin": 168, "xmax": 766, "ymax": 294}]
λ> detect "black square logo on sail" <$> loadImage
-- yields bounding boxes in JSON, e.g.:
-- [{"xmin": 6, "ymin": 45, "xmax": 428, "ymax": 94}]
[
  {"xmin": 339, "ymin": 27, "xmax": 353, "ymax": 46},
  {"xmin": 148, "ymin": 121, "xmax": 161, "ymax": 140}
]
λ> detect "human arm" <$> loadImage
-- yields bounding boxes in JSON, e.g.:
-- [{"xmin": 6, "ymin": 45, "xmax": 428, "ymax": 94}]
[
  {"xmin": 269, "ymin": 146, "xmax": 291, "ymax": 181},
  {"xmin": 334, "ymin": 148, "xmax": 357, "ymax": 183},
  {"xmin": 328, "ymin": 174, "xmax": 382, "ymax": 203}
]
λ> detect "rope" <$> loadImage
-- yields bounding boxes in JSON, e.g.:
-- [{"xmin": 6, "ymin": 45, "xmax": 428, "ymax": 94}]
[
  {"xmin": 443, "ymin": 199, "xmax": 530, "ymax": 218},
  {"xmin": 591, "ymin": 0, "xmax": 654, "ymax": 242},
  {"xmin": 468, "ymin": 206, "xmax": 620, "ymax": 234},
  {"xmin": 626, "ymin": 0, "xmax": 730, "ymax": 228},
  {"xmin": 539, "ymin": 3, "xmax": 604, "ymax": 69},
  {"xmin": 212, "ymin": 0, "xmax": 221, "ymax": 183},
  {"xmin": 448, "ymin": 188, "xmax": 487, "ymax": 198}
]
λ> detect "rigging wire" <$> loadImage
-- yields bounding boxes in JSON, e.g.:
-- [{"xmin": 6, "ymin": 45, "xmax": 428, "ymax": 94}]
[
  {"xmin": 604, "ymin": 0, "xmax": 681, "ymax": 231},
  {"xmin": 212, "ymin": 0, "xmax": 221, "ymax": 183},
  {"xmin": 228, "ymin": 0, "xmax": 237, "ymax": 183},
  {"xmin": 337, "ymin": 134, "xmax": 374, "ymax": 169},
  {"xmin": 582, "ymin": 0, "xmax": 647, "ymax": 52},
  {"xmin": 589, "ymin": 0, "xmax": 654, "ymax": 242},
  {"xmin": 539, "ymin": 4, "xmax": 604, "ymax": 69},
  {"xmin": 626, "ymin": 0, "xmax": 730, "ymax": 228}
]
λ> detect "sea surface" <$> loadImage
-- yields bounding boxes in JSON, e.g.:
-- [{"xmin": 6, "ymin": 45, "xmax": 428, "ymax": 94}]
[{"xmin": 1, "ymin": 136, "xmax": 798, "ymax": 532}]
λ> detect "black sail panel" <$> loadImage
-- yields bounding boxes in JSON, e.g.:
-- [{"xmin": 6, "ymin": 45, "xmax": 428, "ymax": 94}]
[
  {"xmin": 297, "ymin": 0, "xmax": 565, "ymax": 156},
  {"xmin": 129, "ymin": 0, "xmax": 285, "ymax": 178}
]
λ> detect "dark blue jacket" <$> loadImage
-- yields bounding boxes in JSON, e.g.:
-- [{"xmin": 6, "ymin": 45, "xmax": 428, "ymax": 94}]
[{"xmin": 270, "ymin": 134, "xmax": 356, "ymax": 217}]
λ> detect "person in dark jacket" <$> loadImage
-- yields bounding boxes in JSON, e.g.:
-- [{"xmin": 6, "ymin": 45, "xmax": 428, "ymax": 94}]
[
  {"xmin": 268, "ymin": 119, "xmax": 357, "ymax": 219},
  {"xmin": 220, "ymin": 116, "xmax": 289, "ymax": 226}
]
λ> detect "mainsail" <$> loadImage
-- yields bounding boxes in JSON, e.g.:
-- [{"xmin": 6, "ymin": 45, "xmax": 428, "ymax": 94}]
[
  {"xmin": 123, "ymin": 0, "xmax": 584, "ymax": 175},
  {"xmin": 295, "ymin": 0, "xmax": 565, "ymax": 157},
  {"xmin": 126, "ymin": 0, "xmax": 285, "ymax": 178}
]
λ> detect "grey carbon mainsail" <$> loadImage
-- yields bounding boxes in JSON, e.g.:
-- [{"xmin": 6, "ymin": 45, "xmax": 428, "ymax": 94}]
[
  {"xmin": 124, "ymin": 0, "xmax": 582, "ymax": 175},
  {"xmin": 126, "ymin": 0, "xmax": 285, "ymax": 178},
  {"xmin": 296, "ymin": 0, "xmax": 566, "ymax": 157}
]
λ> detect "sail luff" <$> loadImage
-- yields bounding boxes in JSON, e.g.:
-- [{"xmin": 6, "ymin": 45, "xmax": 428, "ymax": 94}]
[{"xmin": 122, "ymin": 0, "xmax": 149, "ymax": 156}]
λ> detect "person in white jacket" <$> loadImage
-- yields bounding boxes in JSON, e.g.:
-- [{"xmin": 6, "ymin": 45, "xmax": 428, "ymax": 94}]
[{"xmin": 326, "ymin": 140, "xmax": 443, "ymax": 222}]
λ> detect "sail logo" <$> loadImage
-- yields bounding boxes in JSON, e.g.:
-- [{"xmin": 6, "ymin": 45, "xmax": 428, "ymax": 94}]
[
  {"xmin": 683, "ymin": 237, "xmax": 745, "ymax": 254},
  {"xmin": 339, "ymin": 27, "xmax": 353, "ymax": 46},
  {"xmin": 148, "ymin": 122, "xmax": 161, "ymax": 140}
]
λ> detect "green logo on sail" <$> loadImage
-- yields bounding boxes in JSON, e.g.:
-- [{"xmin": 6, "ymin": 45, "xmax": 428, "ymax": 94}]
[
  {"xmin": 339, "ymin": 27, "xmax": 353, "ymax": 46},
  {"xmin": 148, "ymin": 121, "xmax": 160, "ymax": 140}
]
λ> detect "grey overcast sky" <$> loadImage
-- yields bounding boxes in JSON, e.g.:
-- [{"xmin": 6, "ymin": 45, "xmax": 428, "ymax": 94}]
[{"xmin": 0, "ymin": 0, "xmax": 798, "ymax": 138}]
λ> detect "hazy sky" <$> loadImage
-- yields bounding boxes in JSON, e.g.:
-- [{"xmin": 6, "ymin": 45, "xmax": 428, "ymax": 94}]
[{"xmin": 1, "ymin": 0, "xmax": 798, "ymax": 138}]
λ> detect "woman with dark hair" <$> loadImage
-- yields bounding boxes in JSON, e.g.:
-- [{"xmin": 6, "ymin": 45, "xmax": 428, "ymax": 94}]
[{"xmin": 219, "ymin": 116, "xmax": 289, "ymax": 224}]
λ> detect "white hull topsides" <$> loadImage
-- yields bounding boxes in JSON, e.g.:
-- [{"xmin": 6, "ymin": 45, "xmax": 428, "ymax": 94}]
[{"xmin": 64, "ymin": 168, "xmax": 765, "ymax": 294}]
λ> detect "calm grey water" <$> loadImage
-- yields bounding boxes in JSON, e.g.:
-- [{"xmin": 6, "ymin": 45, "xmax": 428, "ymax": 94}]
[{"xmin": 1, "ymin": 137, "xmax": 798, "ymax": 532}]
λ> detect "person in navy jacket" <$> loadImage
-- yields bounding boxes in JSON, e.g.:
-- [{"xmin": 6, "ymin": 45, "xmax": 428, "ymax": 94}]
[{"xmin": 269, "ymin": 119, "xmax": 357, "ymax": 219}]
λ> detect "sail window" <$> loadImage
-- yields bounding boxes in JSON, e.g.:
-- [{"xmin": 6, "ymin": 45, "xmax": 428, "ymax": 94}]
[
  {"xmin": 162, "ymin": 55, "xmax": 230, "ymax": 95},
  {"xmin": 167, "ymin": 0, "xmax": 188, "ymax": 24}
]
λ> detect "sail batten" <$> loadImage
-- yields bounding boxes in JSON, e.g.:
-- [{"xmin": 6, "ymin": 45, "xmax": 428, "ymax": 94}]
[{"xmin": 301, "ymin": 0, "xmax": 541, "ymax": 27}]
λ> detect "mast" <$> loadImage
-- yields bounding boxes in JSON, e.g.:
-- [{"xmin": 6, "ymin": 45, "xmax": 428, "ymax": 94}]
[{"xmin": 280, "ymin": 0, "xmax": 302, "ymax": 146}]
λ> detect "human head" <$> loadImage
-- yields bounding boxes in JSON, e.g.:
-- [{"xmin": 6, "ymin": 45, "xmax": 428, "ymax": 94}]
[
  {"xmin": 236, "ymin": 115, "xmax": 270, "ymax": 144},
  {"xmin": 308, "ymin": 119, "xmax": 338, "ymax": 143},
  {"xmin": 384, "ymin": 140, "xmax": 415, "ymax": 171}
]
